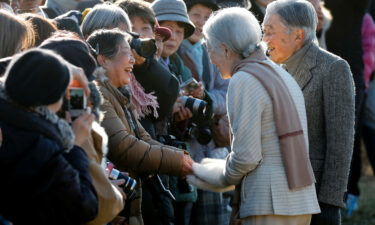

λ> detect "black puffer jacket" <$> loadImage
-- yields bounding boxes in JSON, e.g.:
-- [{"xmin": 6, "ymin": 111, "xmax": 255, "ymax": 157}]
[
  {"xmin": 133, "ymin": 58, "xmax": 179, "ymax": 137},
  {"xmin": 0, "ymin": 98, "xmax": 98, "ymax": 225}
]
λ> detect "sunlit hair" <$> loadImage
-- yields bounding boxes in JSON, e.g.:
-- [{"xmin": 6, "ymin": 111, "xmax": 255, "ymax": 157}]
[
  {"xmin": 203, "ymin": 7, "xmax": 261, "ymax": 58},
  {"xmin": 0, "ymin": 10, "xmax": 34, "ymax": 58},
  {"xmin": 87, "ymin": 28, "xmax": 132, "ymax": 60},
  {"xmin": 81, "ymin": 3, "xmax": 132, "ymax": 38},
  {"xmin": 20, "ymin": 13, "xmax": 57, "ymax": 47},
  {"xmin": 116, "ymin": 0, "xmax": 155, "ymax": 28},
  {"xmin": 264, "ymin": 0, "xmax": 317, "ymax": 43}
]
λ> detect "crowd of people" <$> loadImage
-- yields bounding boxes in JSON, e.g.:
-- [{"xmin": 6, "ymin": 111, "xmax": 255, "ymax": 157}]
[{"xmin": 0, "ymin": 0, "xmax": 374, "ymax": 225}]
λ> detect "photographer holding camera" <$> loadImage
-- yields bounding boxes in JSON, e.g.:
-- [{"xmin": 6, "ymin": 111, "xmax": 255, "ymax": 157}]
[{"xmin": 150, "ymin": 0, "xmax": 221, "ymax": 224}]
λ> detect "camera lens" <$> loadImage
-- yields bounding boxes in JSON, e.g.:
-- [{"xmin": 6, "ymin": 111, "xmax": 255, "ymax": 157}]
[
  {"xmin": 192, "ymin": 126, "xmax": 212, "ymax": 145},
  {"xmin": 118, "ymin": 173, "xmax": 137, "ymax": 201},
  {"xmin": 179, "ymin": 96, "xmax": 207, "ymax": 117}
]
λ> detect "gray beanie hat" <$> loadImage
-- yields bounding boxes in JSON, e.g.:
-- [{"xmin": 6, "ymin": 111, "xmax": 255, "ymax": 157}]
[{"xmin": 151, "ymin": 0, "xmax": 195, "ymax": 38}]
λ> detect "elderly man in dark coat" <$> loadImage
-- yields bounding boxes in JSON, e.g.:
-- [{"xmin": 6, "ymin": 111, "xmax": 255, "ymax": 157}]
[{"xmin": 262, "ymin": 0, "xmax": 355, "ymax": 225}]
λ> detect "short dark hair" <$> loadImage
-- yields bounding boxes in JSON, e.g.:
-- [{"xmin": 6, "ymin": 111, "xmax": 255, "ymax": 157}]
[
  {"xmin": 185, "ymin": 1, "xmax": 219, "ymax": 11},
  {"xmin": 116, "ymin": 0, "xmax": 155, "ymax": 28},
  {"xmin": 87, "ymin": 28, "xmax": 132, "ymax": 59}
]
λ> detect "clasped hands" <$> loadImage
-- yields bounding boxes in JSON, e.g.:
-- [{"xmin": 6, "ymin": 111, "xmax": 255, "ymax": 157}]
[{"xmin": 182, "ymin": 157, "xmax": 235, "ymax": 193}]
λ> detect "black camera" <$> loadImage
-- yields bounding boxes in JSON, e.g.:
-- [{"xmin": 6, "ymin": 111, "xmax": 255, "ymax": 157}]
[
  {"xmin": 156, "ymin": 135, "xmax": 195, "ymax": 194},
  {"xmin": 157, "ymin": 135, "xmax": 187, "ymax": 149},
  {"xmin": 189, "ymin": 123, "xmax": 212, "ymax": 145},
  {"xmin": 128, "ymin": 32, "xmax": 157, "ymax": 58},
  {"xmin": 107, "ymin": 163, "xmax": 137, "ymax": 201}
]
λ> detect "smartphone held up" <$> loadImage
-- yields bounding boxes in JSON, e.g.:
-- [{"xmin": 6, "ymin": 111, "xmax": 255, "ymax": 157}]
[{"xmin": 67, "ymin": 80, "xmax": 87, "ymax": 119}]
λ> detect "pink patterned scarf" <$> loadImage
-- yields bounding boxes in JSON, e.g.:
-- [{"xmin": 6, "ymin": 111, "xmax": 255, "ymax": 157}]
[{"xmin": 128, "ymin": 73, "xmax": 159, "ymax": 119}]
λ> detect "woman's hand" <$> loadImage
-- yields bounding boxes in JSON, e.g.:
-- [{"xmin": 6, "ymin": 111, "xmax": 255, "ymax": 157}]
[
  {"xmin": 189, "ymin": 81, "xmax": 205, "ymax": 99},
  {"xmin": 72, "ymin": 109, "xmax": 95, "ymax": 147},
  {"xmin": 154, "ymin": 34, "xmax": 164, "ymax": 60},
  {"xmin": 69, "ymin": 65, "xmax": 90, "ymax": 97},
  {"xmin": 132, "ymin": 50, "xmax": 146, "ymax": 66},
  {"xmin": 110, "ymin": 179, "xmax": 127, "ymax": 201},
  {"xmin": 180, "ymin": 154, "xmax": 194, "ymax": 177}
]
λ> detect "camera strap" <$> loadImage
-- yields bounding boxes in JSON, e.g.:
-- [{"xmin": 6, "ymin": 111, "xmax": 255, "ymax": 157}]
[{"xmin": 123, "ymin": 106, "xmax": 141, "ymax": 139}]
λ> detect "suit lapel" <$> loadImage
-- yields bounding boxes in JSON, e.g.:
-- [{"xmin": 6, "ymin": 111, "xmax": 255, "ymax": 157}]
[{"xmin": 293, "ymin": 44, "xmax": 319, "ymax": 90}]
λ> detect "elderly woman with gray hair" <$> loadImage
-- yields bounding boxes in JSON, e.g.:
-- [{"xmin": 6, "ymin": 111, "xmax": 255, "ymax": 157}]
[
  {"xmin": 262, "ymin": 1, "xmax": 355, "ymax": 225},
  {"xmin": 188, "ymin": 7, "xmax": 320, "ymax": 225},
  {"xmin": 81, "ymin": 3, "xmax": 132, "ymax": 38}
]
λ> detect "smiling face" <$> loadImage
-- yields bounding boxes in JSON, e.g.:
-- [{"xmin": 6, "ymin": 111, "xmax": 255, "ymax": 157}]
[
  {"xmin": 104, "ymin": 39, "xmax": 135, "ymax": 87},
  {"xmin": 262, "ymin": 13, "xmax": 304, "ymax": 64},
  {"xmin": 188, "ymin": 3, "xmax": 213, "ymax": 44},
  {"xmin": 159, "ymin": 21, "xmax": 185, "ymax": 58}
]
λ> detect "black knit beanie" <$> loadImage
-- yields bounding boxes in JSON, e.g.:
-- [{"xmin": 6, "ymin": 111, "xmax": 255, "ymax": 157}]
[
  {"xmin": 40, "ymin": 38, "xmax": 97, "ymax": 81},
  {"xmin": 5, "ymin": 49, "xmax": 71, "ymax": 107}
]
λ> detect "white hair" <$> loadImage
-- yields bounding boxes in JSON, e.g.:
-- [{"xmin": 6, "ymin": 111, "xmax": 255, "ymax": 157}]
[
  {"xmin": 203, "ymin": 7, "xmax": 262, "ymax": 58},
  {"xmin": 264, "ymin": 0, "xmax": 318, "ymax": 43},
  {"xmin": 81, "ymin": 3, "xmax": 132, "ymax": 38}
]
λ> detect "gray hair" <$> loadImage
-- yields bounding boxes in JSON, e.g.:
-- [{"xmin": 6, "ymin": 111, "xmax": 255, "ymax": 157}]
[
  {"xmin": 203, "ymin": 7, "xmax": 262, "ymax": 58},
  {"xmin": 265, "ymin": 0, "xmax": 317, "ymax": 43},
  {"xmin": 81, "ymin": 3, "xmax": 132, "ymax": 38}
]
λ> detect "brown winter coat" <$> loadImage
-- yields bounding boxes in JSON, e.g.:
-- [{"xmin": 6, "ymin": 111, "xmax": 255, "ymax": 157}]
[
  {"xmin": 96, "ymin": 79, "xmax": 185, "ymax": 225},
  {"xmin": 81, "ymin": 122, "xmax": 124, "ymax": 225}
]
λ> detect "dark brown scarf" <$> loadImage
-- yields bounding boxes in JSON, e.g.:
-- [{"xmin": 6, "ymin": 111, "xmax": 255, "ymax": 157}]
[{"xmin": 232, "ymin": 48, "xmax": 315, "ymax": 190}]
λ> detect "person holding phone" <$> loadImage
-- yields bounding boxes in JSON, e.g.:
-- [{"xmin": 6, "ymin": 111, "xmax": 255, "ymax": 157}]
[
  {"xmin": 0, "ymin": 49, "xmax": 98, "ymax": 224},
  {"xmin": 40, "ymin": 35, "xmax": 127, "ymax": 225}
]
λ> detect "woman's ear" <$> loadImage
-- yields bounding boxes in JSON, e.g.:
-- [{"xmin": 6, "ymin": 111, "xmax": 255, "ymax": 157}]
[
  {"xmin": 220, "ymin": 43, "xmax": 229, "ymax": 58},
  {"xmin": 97, "ymin": 55, "xmax": 108, "ymax": 69}
]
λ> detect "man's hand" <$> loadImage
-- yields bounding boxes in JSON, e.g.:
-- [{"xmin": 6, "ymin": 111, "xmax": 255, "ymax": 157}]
[
  {"xmin": 174, "ymin": 106, "xmax": 193, "ymax": 122},
  {"xmin": 173, "ymin": 97, "xmax": 193, "ymax": 122}
]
